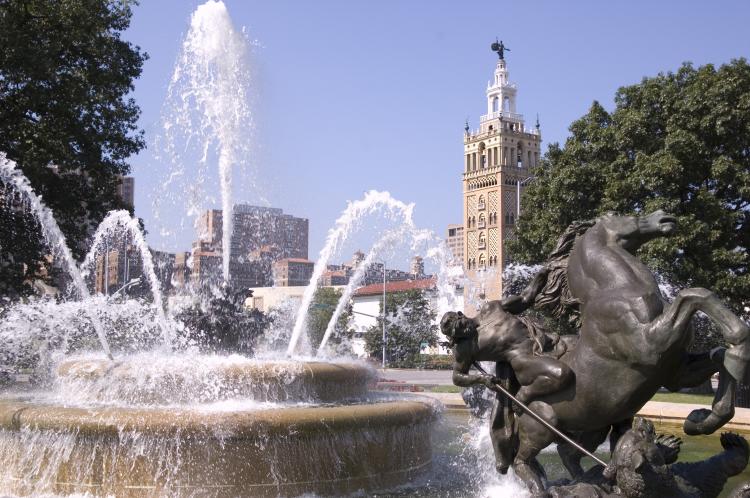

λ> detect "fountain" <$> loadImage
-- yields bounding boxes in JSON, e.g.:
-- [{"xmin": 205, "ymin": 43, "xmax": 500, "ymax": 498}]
[
  {"xmin": 0, "ymin": 1, "xmax": 440, "ymax": 495},
  {"xmin": 0, "ymin": 158, "xmax": 437, "ymax": 496}
]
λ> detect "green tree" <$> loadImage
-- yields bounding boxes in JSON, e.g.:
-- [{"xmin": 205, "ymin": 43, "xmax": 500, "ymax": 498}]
[
  {"xmin": 0, "ymin": 0, "xmax": 147, "ymax": 296},
  {"xmin": 364, "ymin": 289, "xmax": 438, "ymax": 366},
  {"xmin": 307, "ymin": 287, "xmax": 354, "ymax": 351},
  {"xmin": 509, "ymin": 60, "xmax": 750, "ymax": 313}
]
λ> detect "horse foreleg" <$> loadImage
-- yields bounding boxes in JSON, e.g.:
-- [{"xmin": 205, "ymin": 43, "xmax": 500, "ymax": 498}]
[
  {"xmin": 557, "ymin": 428, "xmax": 609, "ymax": 479},
  {"xmin": 651, "ymin": 289, "xmax": 748, "ymax": 435},
  {"xmin": 652, "ymin": 288, "xmax": 750, "ymax": 381},
  {"xmin": 685, "ymin": 353, "xmax": 737, "ymax": 435},
  {"xmin": 663, "ymin": 351, "xmax": 720, "ymax": 392}
]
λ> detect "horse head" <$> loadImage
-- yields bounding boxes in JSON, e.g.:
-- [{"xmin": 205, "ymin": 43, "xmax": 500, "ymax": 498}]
[{"xmin": 596, "ymin": 210, "xmax": 677, "ymax": 253}]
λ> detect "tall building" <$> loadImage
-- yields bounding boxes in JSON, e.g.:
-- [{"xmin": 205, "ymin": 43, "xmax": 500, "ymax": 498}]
[
  {"xmin": 272, "ymin": 258, "xmax": 315, "ymax": 287},
  {"xmin": 462, "ymin": 45, "xmax": 540, "ymax": 307},
  {"xmin": 172, "ymin": 251, "xmax": 192, "ymax": 288},
  {"xmin": 198, "ymin": 206, "xmax": 308, "ymax": 259},
  {"xmin": 94, "ymin": 246, "xmax": 175, "ymax": 296},
  {"xmin": 446, "ymin": 224, "xmax": 465, "ymax": 266},
  {"xmin": 195, "ymin": 205, "xmax": 309, "ymax": 289},
  {"xmin": 410, "ymin": 256, "xmax": 425, "ymax": 278},
  {"xmin": 117, "ymin": 176, "xmax": 135, "ymax": 208}
]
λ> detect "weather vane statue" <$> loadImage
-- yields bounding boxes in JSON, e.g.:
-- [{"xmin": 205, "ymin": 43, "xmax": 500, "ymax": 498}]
[{"xmin": 491, "ymin": 39, "xmax": 510, "ymax": 60}]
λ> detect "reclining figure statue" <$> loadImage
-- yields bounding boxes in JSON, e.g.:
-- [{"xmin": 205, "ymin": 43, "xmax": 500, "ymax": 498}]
[{"xmin": 547, "ymin": 417, "xmax": 749, "ymax": 498}]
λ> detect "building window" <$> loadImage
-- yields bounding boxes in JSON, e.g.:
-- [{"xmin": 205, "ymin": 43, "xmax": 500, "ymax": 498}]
[{"xmin": 492, "ymin": 97, "xmax": 499, "ymax": 113}]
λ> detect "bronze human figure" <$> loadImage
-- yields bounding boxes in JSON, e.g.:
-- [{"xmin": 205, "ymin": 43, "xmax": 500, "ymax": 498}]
[
  {"xmin": 445, "ymin": 209, "xmax": 750, "ymax": 496},
  {"xmin": 441, "ymin": 301, "xmax": 574, "ymax": 473},
  {"xmin": 491, "ymin": 39, "xmax": 510, "ymax": 60}
]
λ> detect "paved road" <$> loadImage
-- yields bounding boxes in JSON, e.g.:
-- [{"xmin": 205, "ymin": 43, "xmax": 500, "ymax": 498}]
[{"xmin": 378, "ymin": 368, "xmax": 453, "ymax": 385}]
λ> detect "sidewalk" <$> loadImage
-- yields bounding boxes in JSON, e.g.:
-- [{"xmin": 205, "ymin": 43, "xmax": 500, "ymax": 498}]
[{"xmin": 414, "ymin": 391, "xmax": 750, "ymax": 432}]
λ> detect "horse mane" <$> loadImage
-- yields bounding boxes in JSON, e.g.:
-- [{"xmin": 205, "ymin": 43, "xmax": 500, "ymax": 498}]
[{"xmin": 533, "ymin": 218, "xmax": 597, "ymax": 328}]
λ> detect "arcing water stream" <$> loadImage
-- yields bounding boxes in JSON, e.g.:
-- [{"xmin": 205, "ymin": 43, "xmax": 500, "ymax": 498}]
[
  {"xmin": 80, "ymin": 210, "xmax": 172, "ymax": 346},
  {"xmin": 0, "ymin": 154, "xmax": 113, "ymax": 359},
  {"xmin": 287, "ymin": 190, "xmax": 416, "ymax": 356}
]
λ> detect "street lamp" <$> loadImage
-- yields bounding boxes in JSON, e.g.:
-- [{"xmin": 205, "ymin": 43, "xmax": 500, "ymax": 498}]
[
  {"xmin": 379, "ymin": 260, "xmax": 387, "ymax": 369},
  {"xmin": 111, "ymin": 277, "xmax": 141, "ymax": 299}
]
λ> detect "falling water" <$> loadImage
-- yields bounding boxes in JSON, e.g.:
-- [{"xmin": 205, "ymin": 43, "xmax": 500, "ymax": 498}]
[
  {"xmin": 424, "ymin": 241, "xmax": 464, "ymax": 318},
  {"xmin": 287, "ymin": 191, "xmax": 416, "ymax": 356},
  {"xmin": 317, "ymin": 228, "xmax": 411, "ymax": 355},
  {"xmin": 316, "ymin": 212, "xmax": 464, "ymax": 355},
  {"xmin": 0, "ymin": 154, "xmax": 113, "ymax": 359},
  {"xmin": 80, "ymin": 210, "xmax": 173, "ymax": 346},
  {"xmin": 161, "ymin": 0, "xmax": 253, "ymax": 283}
]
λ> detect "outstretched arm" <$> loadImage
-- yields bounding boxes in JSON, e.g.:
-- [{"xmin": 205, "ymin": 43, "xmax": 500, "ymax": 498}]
[
  {"xmin": 501, "ymin": 266, "xmax": 550, "ymax": 314},
  {"xmin": 452, "ymin": 344, "xmax": 494, "ymax": 388}
]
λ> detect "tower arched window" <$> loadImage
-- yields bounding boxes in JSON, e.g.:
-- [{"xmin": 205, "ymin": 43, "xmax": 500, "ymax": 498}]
[
  {"xmin": 492, "ymin": 96, "xmax": 499, "ymax": 113},
  {"xmin": 479, "ymin": 254, "xmax": 486, "ymax": 268},
  {"xmin": 503, "ymin": 97, "xmax": 511, "ymax": 112},
  {"xmin": 478, "ymin": 214, "xmax": 486, "ymax": 229}
]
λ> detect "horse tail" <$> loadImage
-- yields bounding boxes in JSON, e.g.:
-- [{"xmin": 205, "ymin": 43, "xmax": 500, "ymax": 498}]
[{"xmin": 534, "ymin": 219, "xmax": 596, "ymax": 328}]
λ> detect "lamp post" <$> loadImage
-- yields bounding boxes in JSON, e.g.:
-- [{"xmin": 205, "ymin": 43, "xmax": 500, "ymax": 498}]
[
  {"xmin": 381, "ymin": 260, "xmax": 387, "ymax": 369},
  {"xmin": 104, "ymin": 239, "xmax": 109, "ymax": 295},
  {"xmin": 111, "ymin": 277, "xmax": 141, "ymax": 299}
]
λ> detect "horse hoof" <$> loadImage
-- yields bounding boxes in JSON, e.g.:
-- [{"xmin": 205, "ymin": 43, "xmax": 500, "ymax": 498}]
[{"xmin": 684, "ymin": 408, "xmax": 732, "ymax": 435}]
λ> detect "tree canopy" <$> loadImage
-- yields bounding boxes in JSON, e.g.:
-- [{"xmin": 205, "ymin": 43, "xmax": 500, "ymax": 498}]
[
  {"xmin": 509, "ymin": 60, "xmax": 750, "ymax": 311},
  {"xmin": 0, "ymin": 0, "xmax": 147, "ymax": 296},
  {"xmin": 306, "ymin": 287, "xmax": 354, "ymax": 351},
  {"xmin": 364, "ymin": 289, "xmax": 438, "ymax": 366}
]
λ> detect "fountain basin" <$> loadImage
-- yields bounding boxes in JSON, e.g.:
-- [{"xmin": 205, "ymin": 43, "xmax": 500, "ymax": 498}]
[
  {"xmin": 56, "ymin": 357, "xmax": 376, "ymax": 405},
  {"xmin": 0, "ymin": 397, "xmax": 435, "ymax": 497}
]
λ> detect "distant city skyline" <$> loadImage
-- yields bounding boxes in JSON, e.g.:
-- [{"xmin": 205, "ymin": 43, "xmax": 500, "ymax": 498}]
[{"xmin": 123, "ymin": 1, "xmax": 750, "ymax": 270}]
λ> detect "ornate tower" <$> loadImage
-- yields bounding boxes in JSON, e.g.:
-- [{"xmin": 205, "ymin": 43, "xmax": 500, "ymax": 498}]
[{"xmin": 462, "ymin": 44, "xmax": 541, "ymax": 312}]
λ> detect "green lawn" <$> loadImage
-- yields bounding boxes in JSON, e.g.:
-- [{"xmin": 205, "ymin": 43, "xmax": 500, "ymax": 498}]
[
  {"xmin": 423, "ymin": 386, "xmax": 715, "ymax": 403},
  {"xmin": 425, "ymin": 385, "xmax": 462, "ymax": 393},
  {"xmin": 649, "ymin": 392, "xmax": 713, "ymax": 405}
]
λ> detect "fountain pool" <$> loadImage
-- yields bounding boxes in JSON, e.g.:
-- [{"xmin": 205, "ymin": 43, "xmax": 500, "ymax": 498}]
[{"xmin": 0, "ymin": 354, "xmax": 436, "ymax": 497}]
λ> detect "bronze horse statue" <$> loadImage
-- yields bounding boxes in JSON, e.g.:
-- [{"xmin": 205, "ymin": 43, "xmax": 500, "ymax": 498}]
[{"xmin": 498, "ymin": 210, "xmax": 750, "ymax": 495}]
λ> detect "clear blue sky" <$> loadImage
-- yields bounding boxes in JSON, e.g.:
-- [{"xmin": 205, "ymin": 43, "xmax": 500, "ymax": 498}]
[{"xmin": 125, "ymin": 0, "xmax": 750, "ymax": 267}]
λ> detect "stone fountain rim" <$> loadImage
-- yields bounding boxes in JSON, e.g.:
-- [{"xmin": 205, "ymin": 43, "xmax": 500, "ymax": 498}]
[
  {"xmin": 56, "ymin": 357, "xmax": 377, "ymax": 379},
  {"xmin": 0, "ymin": 398, "xmax": 436, "ymax": 438}
]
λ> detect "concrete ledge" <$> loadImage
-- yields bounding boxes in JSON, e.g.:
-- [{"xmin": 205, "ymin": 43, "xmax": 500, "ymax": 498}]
[
  {"xmin": 418, "ymin": 392, "xmax": 750, "ymax": 433},
  {"xmin": 638, "ymin": 401, "xmax": 750, "ymax": 433}
]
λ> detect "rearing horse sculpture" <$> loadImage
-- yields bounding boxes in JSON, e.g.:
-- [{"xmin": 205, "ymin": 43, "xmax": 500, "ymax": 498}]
[{"xmin": 510, "ymin": 210, "xmax": 750, "ymax": 496}]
